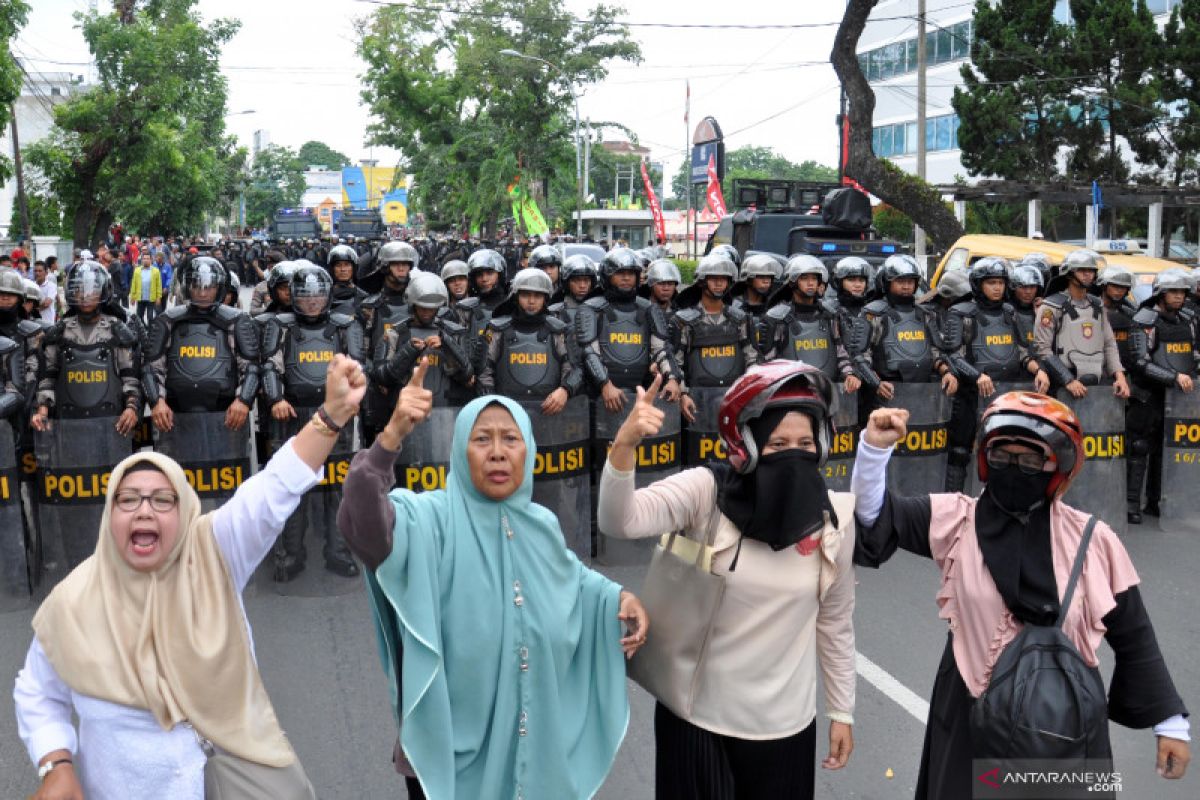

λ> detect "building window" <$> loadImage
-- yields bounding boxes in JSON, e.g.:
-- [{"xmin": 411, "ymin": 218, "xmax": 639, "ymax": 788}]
[
  {"xmin": 859, "ymin": 20, "xmax": 972, "ymax": 81},
  {"xmin": 872, "ymin": 113, "xmax": 961, "ymax": 157}
]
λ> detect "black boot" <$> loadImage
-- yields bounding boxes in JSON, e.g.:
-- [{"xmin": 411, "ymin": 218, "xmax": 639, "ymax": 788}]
[
  {"xmin": 1143, "ymin": 452, "xmax": 1162, "ymax": 517},
  {"xmin": 1127, "ymin": 456, "xmax": 1147, "ymax": 525},
  {"xmin": 273, "ymin": 510, "xmax": 307, "ymax": 582}
]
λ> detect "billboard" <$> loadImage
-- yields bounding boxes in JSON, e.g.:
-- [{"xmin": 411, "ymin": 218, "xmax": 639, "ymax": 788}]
[{"xmin": 342, "ymin": 166, "xmax": 408, "ymax": 225}]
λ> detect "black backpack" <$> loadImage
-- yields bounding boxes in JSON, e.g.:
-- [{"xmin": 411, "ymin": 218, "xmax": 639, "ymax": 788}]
[{"xmin": 970, "ymin": 516, "xmax": 1112, "ymax": 759}]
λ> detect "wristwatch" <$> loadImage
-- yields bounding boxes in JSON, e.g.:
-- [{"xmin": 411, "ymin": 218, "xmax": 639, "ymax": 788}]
[{"xmin": 38, "ymin": 758, "xmax": 72, "ymax": 781}]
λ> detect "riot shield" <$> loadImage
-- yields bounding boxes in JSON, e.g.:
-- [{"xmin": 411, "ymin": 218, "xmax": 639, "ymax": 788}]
[
  {"xmin": 36, "ymin": 418, "xmax": 133, "ymax": 588},
  {"xmin": 593, "ymin": 391, "xmax": 682, "ymax": 565},
  {"xmin": 882, "ymin": 382, "xmax": 951, "ymax": 497},
  {"xmin": 0, "ymin": 424, "xmax": 31, "ymax": 612},
  {"xmin": 392, "ymin": 406, "xmax": 459, "ymax": 493},
  {"xmin": 257, "ymin": 410, "xmax": 360, "ymax": 597},
  {"xmin": 521, "ymin": 396, "xmax": 592, "ymax": 560},
  {"xmin": 1160, "ymin": 388, "xmax": 1200, "ymax": 532},
  {"xmin": 155, "ymin": 411, "xmax": 252, "ymax": 513},
  {"xmin": 826, "ymin": 387, "xmax": 859, "ymax": 493},
  {"xmin": 1058, "ymin": 389, "xmax": 1126, "ymax": 535},
  {"xmin": 683, "ymin": 386, "xmax": 730, "ymax": 467}
]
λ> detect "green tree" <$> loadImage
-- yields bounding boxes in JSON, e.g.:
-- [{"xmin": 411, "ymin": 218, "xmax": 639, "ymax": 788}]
[
  {"xmin": 671, "ymin": 145, "xmax": 838, "ymax": 205},
  {"xmin": 357, "ymin": 0, "xmax": 640, "ymax": 233},
  {"xmin": 952, "ymin": 0, "xmax": 1075, "ymax": 182},
  {"xmin": 296, "ymin": 140, "xmax": 351, "ymax": 170},
  {"xmin": 0, "ymin": 0, "xmax": 30, "ymax": 185},
  {"xmin": 24, "ymin": 0, "xmax": 240, "ymax": 247},
  {"xmin": 243, "ymin": 144, "xmax": 305, "ymax": 227}
]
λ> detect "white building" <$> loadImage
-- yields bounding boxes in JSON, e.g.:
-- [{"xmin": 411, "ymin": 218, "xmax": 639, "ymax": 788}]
[
  {"xmin": 252, "ymin": 129, "xmax": 271, "ymax": 160},
  {"xmin": 859, "ymin": 0, "xmax": 1183, "ymax": 185},
  {"xmin": 0, "ymin": 70, "xmax": 81, "ymax": 239}
]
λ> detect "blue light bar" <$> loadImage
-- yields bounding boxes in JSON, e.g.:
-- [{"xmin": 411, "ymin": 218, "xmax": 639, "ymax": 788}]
[
  {"xmin": 821, "ymin": 242, "xmax": 838, "ymax": 252},
  {"xmin": 881, "ymin": 244, "xmax": 897, "ymax": 253}
]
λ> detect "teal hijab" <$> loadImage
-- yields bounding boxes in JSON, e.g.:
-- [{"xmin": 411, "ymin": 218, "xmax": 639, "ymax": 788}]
[{"xmin": 366, "ymin": 396, "xmax": 629, "ymax": 800}]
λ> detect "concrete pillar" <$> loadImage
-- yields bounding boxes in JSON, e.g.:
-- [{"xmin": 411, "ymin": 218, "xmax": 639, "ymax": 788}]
[
  {"xmin": 1085, "ymin": 206, "xmax": 1097, "ymax": 249},
  {"xmin": 954, "ymin": 200, "xmax": 967, "ymax": 226},
  {"xmin": 1027, "ymin": 199, "xmax": 1042, "ymax": 239},
  {"xmin": 1148, "ymin": 201, "xmax": 1164, "ymax": 258}
]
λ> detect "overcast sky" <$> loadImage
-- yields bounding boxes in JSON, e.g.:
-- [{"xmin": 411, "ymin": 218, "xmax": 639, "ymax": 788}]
[{"xmin": 16, "ymin": 1, "xmax": 847, "ymax": 190}]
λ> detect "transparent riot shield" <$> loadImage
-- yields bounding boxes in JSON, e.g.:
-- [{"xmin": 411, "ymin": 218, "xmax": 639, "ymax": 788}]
[
  {"xmin": 392, "ymin": 406, "xmax": 459, "ymax": 494},
  {"xmin": 257, "ymin": 409, "xmax": 360, "ymax": 597},
  {"xmin": 1058, "ymin": 389, "xmax": 1127, "ymax": 535},
  {"xmin": 35, "ymin": 418, "xmax": 133, "ymax": 588},
  {"xmin": 593, "ymin": 391, "xmax": 682, "ymax": 565},
  {"xmin": 1160, "ymin": 388, "xmax": 1200, "ymax": 532},
  {"xmin": 0, "ymin": 423, "xmax": 31, "ymax": 612},
  {"xmin": 825, "ymin": 387, "xmax": 859, "ymax": 493},
  {"xmin": 882, "ymin": 382, "xmax": 951, "ymax": 497},
  {"xmin": 683, "ymin": 386, "xmax": 730, "ymax": 467},
  {"xmin": 155, "ymin": 411, "xmax": 252, "ymax": 513},
  {"xmin": 521, "ymin": 395, "xmax": 592, "ymax": 560}
]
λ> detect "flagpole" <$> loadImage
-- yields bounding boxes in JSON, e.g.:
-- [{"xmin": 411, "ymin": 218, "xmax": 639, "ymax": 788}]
[{"xmin": 684, "ymin": 79, "xmax": 692, "ymax": 260}]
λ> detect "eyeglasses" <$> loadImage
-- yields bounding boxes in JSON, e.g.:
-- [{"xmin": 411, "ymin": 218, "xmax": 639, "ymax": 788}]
[
  {"xmin": 985, "ymin": 448, "xmax": 1052, "ymax": 476},
  {"xmin": 114, "ymin": 490, "xmax": 179, "ymax": 513}
]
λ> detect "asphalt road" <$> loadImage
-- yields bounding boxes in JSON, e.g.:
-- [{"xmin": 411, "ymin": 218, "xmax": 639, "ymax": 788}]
[{"xmin": 2, "ymin": 517, "xmax": 1197, "ymax": 799}]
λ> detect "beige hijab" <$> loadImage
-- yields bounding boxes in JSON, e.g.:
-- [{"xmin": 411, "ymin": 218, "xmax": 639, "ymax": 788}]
[{"xmin": 32, "ymin": 451, "xmax": 294, "ymax": 767}]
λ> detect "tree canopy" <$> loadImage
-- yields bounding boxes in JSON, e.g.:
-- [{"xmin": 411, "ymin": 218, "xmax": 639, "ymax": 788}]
[
  {"xmin": 297, "ymin": 140, "xmax": 351, "ymax": 170},
  {"xmin": 243, "ymin": 144, "xmax": 306, "ymax": 228},
  {"xmin": 356, "ymin": 0, "xmax": 640, "ymax": 234},
  {"xmin": 671, "ymin": 145, "xmax": 838, "ymax": 205},
  {"xmin": 0, "ymin": 0, "xmax": 30, "ymax": 187}
]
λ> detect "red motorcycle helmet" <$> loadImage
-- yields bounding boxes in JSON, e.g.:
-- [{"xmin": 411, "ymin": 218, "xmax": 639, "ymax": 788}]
[
  {"xmin": 977, "ymin": 391, "xmax": 1085, "ymax": 500},
  {"xmin": 718, "ymin": 360, "xmax": 834, "ymax": 474}
]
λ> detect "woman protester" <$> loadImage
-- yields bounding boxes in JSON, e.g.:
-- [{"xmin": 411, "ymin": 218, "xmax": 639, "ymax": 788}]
[
  {"xmin": 338, "ymin": 357, "xmax": 648, "ymax": 800},
  {"xmin": 852, "ymin": 393, "xmax": 1190, "ymax": 798},
  {"xmin": 14, "ymin": 354, "xmax": 369, "ymax": 800},
  {"xmin": 598, "ymin": 360, "xmax": 857, "ymax": 800}
]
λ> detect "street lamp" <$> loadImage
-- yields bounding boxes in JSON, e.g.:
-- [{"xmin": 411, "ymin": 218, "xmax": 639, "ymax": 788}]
[
  {"xmin": 226, "ymin": 108, "xmax": 256, "ymax": 117},
  {"xmin": 499, "ymin": 49, "xmax": 583, "ymax": 241}
]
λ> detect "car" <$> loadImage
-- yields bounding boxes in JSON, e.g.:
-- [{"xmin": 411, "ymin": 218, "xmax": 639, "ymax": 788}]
[{"xmin": 556, "ymin": 242, "xmax": 607, "ymax": 263}]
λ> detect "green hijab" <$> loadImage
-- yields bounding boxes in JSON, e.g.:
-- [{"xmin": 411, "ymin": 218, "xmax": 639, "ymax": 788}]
[{"xmin": 366, "ymin": 396, "xmax": 629, "ymax": 800}]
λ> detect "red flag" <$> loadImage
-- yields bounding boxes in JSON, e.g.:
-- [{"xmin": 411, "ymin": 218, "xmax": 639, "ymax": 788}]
[
  {"xmin": 705, "ymin": 154, "xmax": 727, "ymax": 218},
  {"xmin": 640, "ymin": 160, "xmax": 667, "ymax": 245}
]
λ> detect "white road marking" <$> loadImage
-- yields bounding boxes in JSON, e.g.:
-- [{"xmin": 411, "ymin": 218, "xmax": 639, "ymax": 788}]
[{"xmin": 856, "ymin": 651, "xmax": 930, "ymax": 724}]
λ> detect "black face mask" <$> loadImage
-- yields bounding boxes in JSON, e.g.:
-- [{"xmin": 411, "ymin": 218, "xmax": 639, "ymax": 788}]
[
  {"xmin": 0, "ymin": 306, "xmax": 17, "ymax": 326},
  {"xmin": 985, "ymin": 466, "xmax": 1053, "ymax": 515}
]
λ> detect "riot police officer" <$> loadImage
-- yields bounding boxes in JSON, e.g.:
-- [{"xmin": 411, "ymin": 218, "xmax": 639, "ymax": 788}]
[
  {"xmin": 760, "ymin": 255, "xmax": 859, "ymax": 393},
  {"xmin": 144, "ymin": 257, "xmax": 260, "ymax": 433},
  {"xmin": 643, "ymin": 258, "xmax": 681, "ymax": 316},
  {"xmin": 577, "ymin": 246, "xmax": 682, "ymax": 410},
  {"xmin": 1127, "ymin": 270, "xmax": 1199, "ymax": 524},
  {"xmin": 528, "ymin": 244, "xmax": 563, "ymax": 296},
  {"xmin": 467, "ymin": 247, "xmax": 509, "ymax": 311},
  {"xmin": 941, "ymin": 258, "xmax": 1049, "ymax": 491},
  {"xmin": 674, "ymin": 253, "xmax": 756, "ymax": 423},
  {"xmin": 328, "ymin": 244, "xmax": 367, "ymax": 316},
  {"xmin": 0, "ymin": 270, "xmax": 40, "ymax": 394},
  {"xmin": 249, "ymin": 250, "xmax": 286, "ymax": 315},
  {"xmin": 370, "ymin": 271, "xmax": 473, "ymax": 407},
  {"xmin": 441, "ymin": 259, "xmax": 470, "ymax": 305},
  {"xmin": 823, "ymin": 257, "xmax": 871, "ymax": 319},
  {"xmin": 254, "ymin": 261, "xmax": 296, "ymax": 318},
  {"xmin": 1098, "ymin": 265, "xmax": 1138, "ymax": 375},
  {"xmin": 553, "ymin": 254, "xmax": 600, "ymax": 319},
  {"xmin": 1034, "ymin": 249, "xmax": 1131, "ymax": 399},
  {"xmin": 224, "ymin": 270, "xmax": 241, "ymax": 309},
  {"xmin": 481, "ymin": 268, "xmax": 582, "ymax": 412},
  {"xmin": 857, "ymin": 254, "xmax": 958, "ymax": 402},
  {"xmin": 359, "ymin": 241, "xmax": 419, "ymax": 443},
  {"xmin": 260, "ymin": 263, "xmax": 362, "ymax": 580},
  {"xmin": 1008, "ymin": 263, "xmax": 1044, "ymax": 348},
  {"xmin": 731, "ymin": 253, "xmax": 779, "ymax": 323},
  {"xmin": 31, "ymin": 262, "xmax": 142, "ymax": 435}
]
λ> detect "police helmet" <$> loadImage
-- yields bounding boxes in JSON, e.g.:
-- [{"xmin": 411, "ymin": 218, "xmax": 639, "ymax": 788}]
[
  {"xmin": 1010, "ymin": 264, "xmax": 1044, "ymax": 290},
  {"xmin": 467, "ymin": 248, "xmax": 507, "ymax": 275},
  {"xmin": 880, "ymin": 254, "xmax": 921, "ymax": 285},
  {"xmin": 783, "ymin": 254, "xmax": 829, "ymax": 285},
  {"xmin": 938, "ymin": 269, "xmax": 972, "ymax": 301},
  {"xmin": 0, "ymin": 268, "xmax": 25, "ymax": 299},
  {"xmin": 561, "ymin": 254, "xmax": 599, "ymax": 284},
  {"xmin": 740, "ymin": 254, "xmax": 783, "ymax": 281},
  {"xmin": 510, "ymin": 267, "xmax": 554, "ymax": 297},
  {"xmin": 709, "ymin": 243, "xmax": 741, "ymax": 268},
  {"xmin": 181, "ymin": 256, "xmax": 227, "ymax": 308},
  {"xmin": 268, "ymin": 261, "xmax": 298, "ymax": 294},
  {"xmin": 405, "ymin": 270, "xmax": 450, "ymax": 309},
  {"xmin": 23, "ymin": 277, "xmax": 41, "ymax": 304},
  {"xmin": 833, "ymin": 256, "xmax": 871, "ymax": 283},
  {"xmin": 645, "ymin": 259, "xmax": 682, "ymax": 287},
  {"xmin": 1062, "ymin": 249, "xmax": 1104, "ymax": 275},
  {"xmin": 1150, "ymin": 268, "xmax": 1192, "ymax": 300},
  {"xmin": 378, "ymin": 240, "xmax": 420, "ymax": 271},
  {"xmin": 65, "ymin": 261, "xmax": 113, "ymax": 308},
  {"xmin": 968, "ymin": 257, "xmax": 1010, "ymax": 296},
  {"xmin": 527, "ymin": 244, "xmax": 563, "ymax": 272},
  {"xmin": 1096, "ymin": 265, "xmax": 1134, "ymax": 290},
  {"xmin": 633, "ymin": 248, "xmax": 653, "ymax": 269},
  {"xmin": 225, "ymin": 270, "xmax": 241, "ymax": 297},
  {"xmin": 327, "ymin": 244, "xmax": 358, "ymax": 268},
  {"xmin": 600, "ymin": 247, "xmax": 641, "ymax": 280},
  {"xmin": 440, "ymin": 259, "xmax": 469, "ymax": 281},
  {"xmin": 290, "ymin": 263, "xmax": 333, "ymax": 321},
  {"xmin": 695, "ymin": 253, "xmax": 739, "ymax": 282}
]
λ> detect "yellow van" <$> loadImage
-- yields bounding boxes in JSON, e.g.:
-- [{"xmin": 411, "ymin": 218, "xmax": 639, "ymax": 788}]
[{"xmin": 931, "ymin": 234, "xmax": 1188, "ymax": 304}]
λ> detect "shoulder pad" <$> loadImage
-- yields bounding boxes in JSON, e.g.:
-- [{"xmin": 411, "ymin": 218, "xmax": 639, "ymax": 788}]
[
  {"xmin": 275, "ymin": 312, "xmax": 297, "ymax": 327},
  {"xmin": 1133, "ymin": 307, "xmax": 1159, "ymax": 326},
  {"xmin": 439, "ymin": 317, "xmax": 466, "ymax": 335},
  {"xmin": 1041, "ymin": 292, "xmax": 1068, "ymax": 309},
  {"xmin": 948, "ymin": 300, "xmax": 976, "ymax": 316},
  {"xmin": 43, "ymin": 321, "xmax": 65, "ymax": 344},
  {"xmin": 544, "ymin": 315, "xmax": 567, "ymax": 333},
  {"xmin": 548, "ymin": 301, "xmax": 565, "ymax": 315},
  {"xmin": 725, "ymin": 304, "xmax": 747, "ymax": 322},
  {"xmin": 583, "ymin": 296, "xmax": 608, "ymax": 311},
  {"xmin": 674, "ymin": 306, "xmax": 702, "ymax": 324},
  {"xmin": 16, "ymin": 319, "xmax": 43, "ymax": 338},
  {"xmin": 164, "ymin": 305, "xmax": 190, "ymax": 322},
  {"xmin": 633, "ymin": 296, "xmax": 652, "ymax": 309},
  {"xmin": 233, "ymin": 314, "xmax": 260, "ymax": 360},
  {"xmin": 489, "ymin": 316, "xmax": 513, "ymax": 331},
  {"xmin": 1180, "ymin": 306, "xmax": 1196, "ymax": 322},
  {"xmin": 362, "ymin": 293, "xmax": 384, "ymax": 309},
  {"xmin": 765, "ymin": 304, "xmax": 791, "ymax": 321},
  {"xmin": 212, "ymin": 304, "xmax": 241, "ymax": 324},
  {"xmin": 457, "ymin": 296, "xmax": 481, "ymax": 310},
  {"xmin": 111, "ymin": 320, "xmax": 138, "ymax": 347},
  {"xmin": 0, "ymin": 335, "xmax": 18, "ymax": 355},
  {"xmin": 863, "ymin": 299, "xmax": 890, "ymax": 315},
  {"xmin": 328, "ymin": 312, "xmax": 355, "ymax": 328}
]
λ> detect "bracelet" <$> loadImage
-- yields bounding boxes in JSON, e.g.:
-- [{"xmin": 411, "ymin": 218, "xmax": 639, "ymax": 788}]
[
  {"xmin": 38, "ymin": 758, "xmax": 72, "ymax": 781},
  {"xmin": 309, "ymin": 412, "xmax": 339, "ymax": 437},
  {"xmin": 315, "ymin": 405, "xmax": 344, "ymax": 433}
]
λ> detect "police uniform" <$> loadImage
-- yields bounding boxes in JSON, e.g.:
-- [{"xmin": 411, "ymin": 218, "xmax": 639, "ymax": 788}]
[
  {"xmin": 144, "ymin": 302, "xmax": 259, "ymax": 412},
  {"xmin": 577, "ymin": 293, "xmax": 679, "ymax": 393},
  {"xmin": 858, "ymin": 298, "xmax": 947, "ymax": 388},
  {"xmin": 675, "ymin": 304, "xmax": 757, "ymax": 389},
  {"xmin": 480, "ymin": 312, "xmax": 582, "ymax": 400},
  {"xmin": 1033, "ymin": 292, "xmax": 1124, "ymax": 389},
  {"xmin": 371, "ymin": 308, "xmax": 473, "ymax": 406},
  {"xmin": 358, "ymin": 286, "xmax": 411, "ymax": 440},
  {"xmin": 759, "ymin": 300, "xmax": 852, "ymax": 381},
  {"xmin": 37, "ymin": 314, "xmax": 141, "ymax": 420}
]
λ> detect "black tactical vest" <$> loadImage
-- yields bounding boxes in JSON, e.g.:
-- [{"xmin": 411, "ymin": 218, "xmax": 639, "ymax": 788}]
[
  {"xmin": 370, "ymin": 295, "xmax": 410, "ymax": 352},
  {"xmin": 599, "ymin": 304, "xmax": 651, "ymax": 389},
  {"xmin": 284, "ymin": 323, "xmax": 336, "ymax": 406},
  {"xmin": 496, "ymin": 326, "xmax": 561, "ymax": 398},
  {"xmin": 684, "ymin": 314, "xmax": 743, "ymax": 388},
  {"xmin": 1014, "ymin": 306, "xmax": 1036, "ymax": 348},
  {"xmin": 874, "ymin": 304, "xmax": 934, "ymax": 382},
  {"xmin": 57, "ymin": 342, "xmax": 122, "ymax": 418},
  {"xmin": 1151, "ymin": 313, "xmax": 1198, "ymax": 377},
  {"xmin": 970, "ymin": 306, "xmax": 1023, "ymax": 381},
  {"xmin": 1106, "ymin": 304, "xmax": 1136, "ymax": 372},
  {"xmin": 784, "ymin": 309, "xmax": 838, "ymax": 379},
  {"xmin": 165, "ymin": 318, "xmax": 236, "ymax": 411},
  {"xmin": 407, "ymin": 321, "xmax": 450, "ymax": 401}
]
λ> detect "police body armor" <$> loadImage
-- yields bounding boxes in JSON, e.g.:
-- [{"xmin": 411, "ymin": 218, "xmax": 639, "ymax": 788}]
[
  {"xmin": 767, "ymin": 304, "xmax": 838, "ymax": 379},
  {"xmin": 406, "ymin": 319, "xmax": 451, "ymax": 400},
  {"xmin": 1143, "ymin": 309, "xmax": 1198, "ymax": 378},
  {"xmin": 595, "ymin": 299, "xmax": 652, "ymax": 390},
  {"xmin": 1013, "ymin": 305, "xmax": 1036, "ymax": 349},
  {"xmin": 1045, "ymin": 293, "xmax": 1106, "ymax": 381},
  {"xmin": 493, "ymin": 318, "xmax": 564, "ymax": 398},
  {"xmin": 1106, "ymin": 302, "xmax": 1137, "ymax": 372},
  {"xmin": 365, "ymin": 292, "xmax": 410, "ymax": 353},
  {"xmin": 969, "ymin": 304, "xmax": 1024, "ymax": 381},
  {"xmin": 676, "ymin": 306, "xmax": 744, "ymax": 388},
  {"xmin": 330, "ymin": 284, "xmax": 367, "ymax": 317},
  {"xmin": 282, "ymin": 317, "xmax": 338, "ymax": 406},
  {"xmin": 49, "ymin": 321, "xmax": 126, "ymax": 418},
  {"xmin": 868, "ymin": 300, "xmax": 934, "ymax": 382},
  {"xmin": 165, "ymin": 316, "xmax": 237, "ymax": 410}
]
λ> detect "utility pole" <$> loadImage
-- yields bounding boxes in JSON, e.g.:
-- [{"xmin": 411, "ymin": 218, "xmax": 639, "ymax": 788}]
[
  {"xmin": 583, "ymin": 117, "xmax": 591, "ymax": 209},
  {"xmin": 10, "ymin": 106, "xmax": 31, "ymax": 245},
  {"xmin": 914, "ymin": 0, "xmax": 927, "ymax": 271}
]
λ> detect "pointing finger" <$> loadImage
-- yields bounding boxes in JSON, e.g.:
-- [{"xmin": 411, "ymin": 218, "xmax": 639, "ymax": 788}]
[
  {"xmin": 411, "ymin": 355, "xmax": 430, "ymax": 388},
  {"xmin": 643, "ymin": 372, "xmax": 663, "ymax": 405}
]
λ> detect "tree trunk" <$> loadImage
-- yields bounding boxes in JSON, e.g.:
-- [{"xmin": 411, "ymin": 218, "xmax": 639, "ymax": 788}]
[
  {"xmin": 830, "ymin": 0, "xmax": 964, "ymax": 251},
  {"xmin": 72, "ymin": 202, "xmax": 98, "ymax": 250}
]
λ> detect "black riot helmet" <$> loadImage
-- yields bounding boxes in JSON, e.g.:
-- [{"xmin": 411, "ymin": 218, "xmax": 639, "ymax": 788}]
[
  {"xmin": 180, "ymin": 256, "xmax": 226, "ymax": 310},
  {"xmin": 268, "ymin": 261, "xmax": 297, "ymax": 306},
  {"xmin": 290, "ymin": 263, "xmax": 333, "ymax": 323},
  {"xmin": 527, "ymin": 244, "xmax": 563, "ymax": 272},
  {"xmin": 968, "ymin": 257, "xmax": 1010, "ymax": 298},
  {"xmin": 832, "ymin": 256, "xmax": 871, "ymax": 293},
  {"xmin": 709, "ymin": 243, "xmax": 741, "ymax": 269},
  {"xmin": 600, "ymin": 247, "xmax": 641, "ymax": 284},
  {"xmin": 65, "ymin": 260, "xmax": 113, "ymax": 312},
  {"xmin": 878, "ymin": 254, "xmax": 921, "ymax": 296}
]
